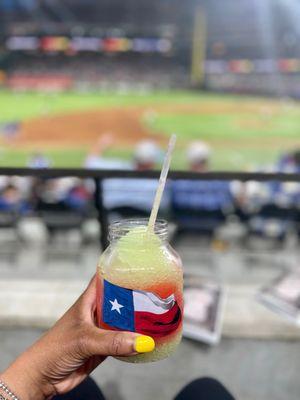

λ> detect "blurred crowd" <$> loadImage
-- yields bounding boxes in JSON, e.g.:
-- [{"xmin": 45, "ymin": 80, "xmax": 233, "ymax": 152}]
[
  {"xmin": 0, "ymin": 134, "xmax": 299, "ymax": 247},
  {"xmin": 207, "ymin": 73, "xmax": 300, "ymax": 99},
  {"xmin": 0, "ymin": 175, "xmax": 93, "ymax": 216},
  {"xmin": 8, "ymin": 54, "xmax": 188, "ymax": 90},
  {"xmin": 7, "ymin": 53, "xmax": 300, "ymax": 96}
]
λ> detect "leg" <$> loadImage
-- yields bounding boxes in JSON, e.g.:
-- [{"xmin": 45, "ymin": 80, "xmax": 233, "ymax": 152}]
[
  {"xmin": 174, "ymin": 377, "xmax": 235, "ymax": 400},
  {"xmin": 53, "ymin": 377, "xmax": 106, "ymax": 400}
]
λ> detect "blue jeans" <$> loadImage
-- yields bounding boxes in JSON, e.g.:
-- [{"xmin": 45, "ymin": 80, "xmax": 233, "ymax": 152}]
[{"xmin": 54, "ymin": 377, "xmax": 235, "ymax": 400}]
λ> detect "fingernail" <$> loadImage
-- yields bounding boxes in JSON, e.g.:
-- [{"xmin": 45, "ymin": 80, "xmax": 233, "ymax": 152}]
[{"xmin": 134, "ymin": 336, "xmax": 155, "ymax": 353}]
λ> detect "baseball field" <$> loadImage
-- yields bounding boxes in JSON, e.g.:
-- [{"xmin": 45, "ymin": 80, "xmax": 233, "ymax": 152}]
[{"xmin": 0, "ymin": 89, "xmax": 299, "ymax": 170}]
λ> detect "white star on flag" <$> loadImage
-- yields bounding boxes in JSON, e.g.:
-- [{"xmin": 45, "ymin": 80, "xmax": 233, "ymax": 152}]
[{"xmin": 109, "ymin": 298, "xmax": 124, "ymax": 314}]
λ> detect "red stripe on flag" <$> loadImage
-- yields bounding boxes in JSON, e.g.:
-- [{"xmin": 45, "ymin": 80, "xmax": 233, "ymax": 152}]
[{"xmin": 134, "ymin": 302, "xmax": 182, "ymax": 338}]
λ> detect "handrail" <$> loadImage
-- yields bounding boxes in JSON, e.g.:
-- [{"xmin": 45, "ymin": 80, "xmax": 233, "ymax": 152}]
[
  {"xmin": 0, "ymin": 167, "xmax": 299, "ymax": 182},
  {"xmin": 1, "ymin": 167, "xmax": 299, "ymax": 250}
]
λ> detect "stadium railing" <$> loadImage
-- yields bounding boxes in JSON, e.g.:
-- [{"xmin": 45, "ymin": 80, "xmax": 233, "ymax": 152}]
[{"xmin": 0, "ymin": 167, "xmax": 299, "ymax": 249}]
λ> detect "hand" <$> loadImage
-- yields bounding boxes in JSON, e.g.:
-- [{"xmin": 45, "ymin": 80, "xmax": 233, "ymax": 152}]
[{"xmin": 1, "ymin": 276, "xmax": 155, "ymax": 400}]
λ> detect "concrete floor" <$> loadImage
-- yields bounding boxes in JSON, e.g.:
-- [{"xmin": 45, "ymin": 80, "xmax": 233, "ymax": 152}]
[
  {"xmin": 1, "ymin": 328, "xmax": 299, "ymax": 400},
  {"xmin": 1, "ymin": 226, "xmax": 300, "ymax": 400}
]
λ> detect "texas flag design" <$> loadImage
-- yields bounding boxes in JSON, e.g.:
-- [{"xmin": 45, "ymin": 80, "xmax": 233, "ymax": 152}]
[{"xmin": 102, "ymin": 279, "xmax": 182, "ymax": 338}]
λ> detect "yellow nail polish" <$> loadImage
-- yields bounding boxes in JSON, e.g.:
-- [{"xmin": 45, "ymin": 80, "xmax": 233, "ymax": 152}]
[{"xmin": 135, "ymin": 336, "xmax": 155, "ymax": 353}]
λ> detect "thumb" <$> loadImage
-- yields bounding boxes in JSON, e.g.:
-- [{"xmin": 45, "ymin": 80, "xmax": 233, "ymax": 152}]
[{"xmin": 87, "ymin": 328, "xmax": 155, "ymax": 357}]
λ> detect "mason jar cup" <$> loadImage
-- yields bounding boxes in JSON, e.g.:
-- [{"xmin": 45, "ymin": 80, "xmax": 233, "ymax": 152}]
[{"xmin": 96, "ymin": 218, "xmax": 183, "ymax": 363}]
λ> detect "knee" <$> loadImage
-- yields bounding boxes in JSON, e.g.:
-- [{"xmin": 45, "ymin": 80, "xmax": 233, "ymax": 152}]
[
  {"xmin": 194, "ymin": 377, "xmax": 225, "ymax": 388},
  {"xmin": 175, "ymin": 377, "xmax": 235, "ymax": 400}
]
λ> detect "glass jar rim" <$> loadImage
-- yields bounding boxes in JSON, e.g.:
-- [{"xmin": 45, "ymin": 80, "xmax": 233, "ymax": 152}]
[{"xmin": 109, "ymin": 218, "xmax": 168, "ymax": 241}]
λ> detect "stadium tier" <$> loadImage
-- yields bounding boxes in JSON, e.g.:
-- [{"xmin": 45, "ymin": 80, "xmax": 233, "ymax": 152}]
[
  {"xmin": 1, "ymin": 0, "xmax": 300, "ymax": 94},
  {"xmin": 0, "ymin": 0, "xmax": 192, "ymax": 37},
  {"xmin": 5, "ymin": 53, "xmax": 189, "ymax": 90}
]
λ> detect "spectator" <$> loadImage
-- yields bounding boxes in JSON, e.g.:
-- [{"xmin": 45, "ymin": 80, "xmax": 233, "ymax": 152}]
[
  {"xmin": 133, "ymin": 140, "xmax": 162, "ymax": 171},
  {"xmin": 103, "ymin": 140, "xmax": 170, "ymax": 218},
  {"xmin": 276, "ymin": 150, "xmax": 300, "ymax": 173},
  {"xmin": 171, "ymin": 141, "xmax": 235, "ymax": 235},
  {"xmin": 186, "ymin": 141, "xmax": 211, "ymax": 172},
  {"xmin": 237, "ymin": 151, "xmax": 300, "ymax": 242},
  {"xmin": 258, "ymin": 150, "xmax": 300, "ymax": 208},
  {"xmin": 35, "ymin": 178, "xmax": 89, "ymax": 209},
  {"xmin": 84, "ymin": 133, "xmax": 131, "ymax": 170},
  {"xmin": 64, "ymin": 179, "xmax": 93, "ymax": 213},
  {"xmin": 0, "ymin": 183, "xmax": 30, "ymax": 214}
]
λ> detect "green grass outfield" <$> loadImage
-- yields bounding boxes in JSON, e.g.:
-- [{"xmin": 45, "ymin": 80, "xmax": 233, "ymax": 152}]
[{"xmin": 0, "ymin": 89, "xmax": 299, "ymax": 170}]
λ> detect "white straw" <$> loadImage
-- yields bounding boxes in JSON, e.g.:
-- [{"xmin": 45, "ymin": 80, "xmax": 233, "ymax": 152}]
[{"xmin": 148, "ymin": 134, "xmax": 177, "ymax": 231}]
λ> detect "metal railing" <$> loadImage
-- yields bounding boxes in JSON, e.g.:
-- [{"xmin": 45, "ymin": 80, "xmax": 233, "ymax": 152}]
[{"xmin": 0, "ymin": 167, "xmax": 300, "ymax": 249}]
